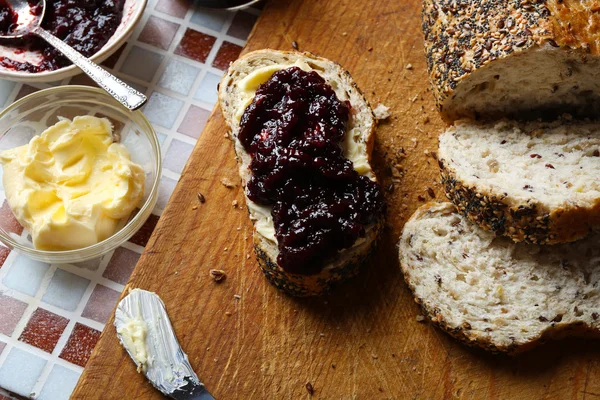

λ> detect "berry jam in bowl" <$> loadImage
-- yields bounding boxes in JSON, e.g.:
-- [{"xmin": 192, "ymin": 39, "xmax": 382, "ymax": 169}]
[{"xmin": 0, "ymin": 0, "xmax": 146, "ymax": 82}]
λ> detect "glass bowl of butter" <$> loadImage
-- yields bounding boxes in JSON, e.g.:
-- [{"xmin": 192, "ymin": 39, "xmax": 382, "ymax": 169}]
[{"xmin": 0, "ymin": 85, "xmax": 161, "ymax": 263}]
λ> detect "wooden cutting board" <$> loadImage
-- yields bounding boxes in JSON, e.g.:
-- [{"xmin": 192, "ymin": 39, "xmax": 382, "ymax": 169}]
[{"xmin": 73, "ymin": 0, "xmax": 600, "ymax": 398}]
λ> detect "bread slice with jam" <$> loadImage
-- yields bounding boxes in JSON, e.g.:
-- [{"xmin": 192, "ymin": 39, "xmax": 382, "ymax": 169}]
[{"xmin": 219, "ymin": 50, "xmax": 385, "ymax": 296}]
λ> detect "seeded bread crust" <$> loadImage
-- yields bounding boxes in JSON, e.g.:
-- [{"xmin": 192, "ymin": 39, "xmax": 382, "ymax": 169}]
[
  {"xmin": 423, "ymin": 0, "xmax": 600, "ymax": 120},
  {"xmin": 438, "ymin": 119, "xmax": 600, "ymax": 244},
  {"xmin": 218, "ymin": 49, "xmax": 383, "ymax": 296},
  {"xmin": 399, "ymin": 202, "xmax": 600, "ymax": 354}
]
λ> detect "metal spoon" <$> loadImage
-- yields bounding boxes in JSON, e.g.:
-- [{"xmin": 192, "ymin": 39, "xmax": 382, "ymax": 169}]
[
  {"xmin": 1, "ymin": 0, "xmax": 147, "ymax": 110},
  {"xmin": 195, "ymin": 0, "xmax": 261, "ymax": 9}
]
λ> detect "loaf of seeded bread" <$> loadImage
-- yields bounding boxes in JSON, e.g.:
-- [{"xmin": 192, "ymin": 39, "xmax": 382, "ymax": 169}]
[
  {"xmin": 423, "ymin": 0, "xmax": 600, "ymax": 120},
  {"xmin": 399, "ymin": 202, "xmax": 600, "ymax": 354},
  {"xmin": 218, "ymin": 49, "xmax": 383, "ymax": 296},
  {"xmin": 438, "ymin": 118, "xmax": 600, "ymax": 245}
]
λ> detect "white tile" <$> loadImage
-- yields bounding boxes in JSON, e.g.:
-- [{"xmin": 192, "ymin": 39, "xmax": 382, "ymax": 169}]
[
  {"xmin": 194, "ymin": 72, "xmax": 221, "ymax": 105},
  {"xmin": 143, "ymin": 92, "xmax": 185, "ymax": 129},
  {"xmin": 158, "ymin": 60, "xmax": 201, "ymax": 95},
  {"xmin": 0, "ymin": 347, "xmax": 46, "ymax": 396},
  {"xmin": 38, "ymin": 364, "xmax": 81, "ymax": 400},
  {"xmin": 41, "ymin": 269, "xmax": 90, "ymax": 311},
  {"xmin": 2, "ymin": 256, "xmax": 49, "ymax": 296}
]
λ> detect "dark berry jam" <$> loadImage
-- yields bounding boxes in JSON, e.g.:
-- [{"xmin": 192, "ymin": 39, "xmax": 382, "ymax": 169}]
[
  {"xmin": 239, "ymin": 67, "xmax": 384, "ymax": 275},
  {"xmin": 0, "ymin": 0, "xmax": 124, "ymax": 72},
  {"xmin": 0, "ymin": 0, "xmax": 19, "ymax": 35}
]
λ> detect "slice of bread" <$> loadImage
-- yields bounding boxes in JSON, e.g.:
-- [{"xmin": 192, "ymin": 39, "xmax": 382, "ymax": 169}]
[
  {"xmin": 218, "ymin": 49, "xmax": 383, "ymax": 296},
  {"xmin": 423, "ymin": 0, "xmax": 600, "ymax": 121},
  {"xmin": 438, "ymin": 119, "xmax": 600, "ymax": 245},
  {"xmin": 399, "ymin": 202, "xmax": 600, "ymax": 354}
]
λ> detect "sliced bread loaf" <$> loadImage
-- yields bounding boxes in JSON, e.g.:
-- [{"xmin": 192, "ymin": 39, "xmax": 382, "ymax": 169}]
[
  {"xmin": 219, "ymin": 50, "xmax": 384, "ymax": 296},
  {"xmin": 399, "ymin": 202, "xmax": 600, "ymax": 354},
  {"xmin": 423, "ymin": 0, "xmax": 600, "ymax": 120},
  {"xmin": 438, "ymin": 119, "xmax": 600, "ymax": 245}
]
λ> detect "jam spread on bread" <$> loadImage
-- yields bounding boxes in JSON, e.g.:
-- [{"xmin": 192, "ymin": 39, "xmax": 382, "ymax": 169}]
[
  {"xmin": 239, "ymin": 67, "xmax": 384, "ymax": 274},
  {"xmin": 0, "ymin": 0, "xmax": 124, "ymax": 72}
]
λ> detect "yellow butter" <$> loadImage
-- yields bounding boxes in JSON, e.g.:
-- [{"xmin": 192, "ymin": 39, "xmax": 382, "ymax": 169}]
[
  {"xmin": 116, "ymin": 315, "xmax": 149, "ymax": 372},
  {"xmin": 0, "ymin": 116, "xmax": 145, "ymax": 250}
]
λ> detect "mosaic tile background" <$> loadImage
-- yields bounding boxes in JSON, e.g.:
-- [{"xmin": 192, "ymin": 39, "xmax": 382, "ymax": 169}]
[{"xmin": 0, "ymin": 1, "xmax": 260, "ymax": 398}]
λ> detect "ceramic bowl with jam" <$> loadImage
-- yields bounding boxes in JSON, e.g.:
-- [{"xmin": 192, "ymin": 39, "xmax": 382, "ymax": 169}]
[{"xmin": 0, "ymin": 0, "xmax": 146, "ymax": 82}]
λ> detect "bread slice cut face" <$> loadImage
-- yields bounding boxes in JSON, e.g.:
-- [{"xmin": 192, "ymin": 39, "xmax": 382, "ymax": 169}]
[
  {"xmin": 439, "ymin": 119, "xmax": 600, "ymax": 244},
  {"xmin": 219, "ymin": 50, "xmax": 384, "ymax": 296},
  {"xmin": 399, "ymin": 202, "xmax": 600, "ymax": 354}
]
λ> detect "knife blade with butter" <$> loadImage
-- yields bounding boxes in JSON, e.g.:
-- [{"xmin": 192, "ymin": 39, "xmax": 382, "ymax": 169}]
[{"xmin": 115, "ymin": 289, "xmax": 215, "ymax": 400}]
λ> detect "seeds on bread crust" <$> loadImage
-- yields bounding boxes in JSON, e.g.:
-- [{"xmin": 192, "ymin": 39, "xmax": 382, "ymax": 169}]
[{"xmin": 423, "ymin": 0, "xmax": 600, "ymax": 120}]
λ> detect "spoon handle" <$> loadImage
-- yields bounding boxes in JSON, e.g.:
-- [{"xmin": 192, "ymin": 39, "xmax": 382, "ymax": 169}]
[{"xmin": 35, "ymin": 28, "xmax": 147, "ymax": 111}]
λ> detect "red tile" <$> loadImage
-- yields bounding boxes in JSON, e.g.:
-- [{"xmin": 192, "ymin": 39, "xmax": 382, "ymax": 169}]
[
  {"xmin": 155, "ymin": 0, "xmax": 189, "ymax": 18},
  {"xmin": 19, "ymin": 308, "xmax": 69, "ymax": 353},
  {"xmin": 174, "ymin": 29, "xmax": 216, "ymax": 63},
  {"xmin": 0, "ymin": 246, "xmax": 10, "ymax": 268},
  {"xmin": 103, "ymin": 247, "xmax": 141, "ymax": 285},
  {"xmin": 128, "ymin": 214, "xmax": 160, "ymax": 247},
  {"xmin": 0, "ymin": 294, "xmax": 28, "ymax": 336},
  {"xmin": 59, "ymin": 323, "xmax": 101, "ymax": 367},
  {"xmin": 212, "ymin": 41, "xmax": 243, "ymax": 70},
  {"xmin": 0, "ymin": 200, "xmax": 24, "ymax": 236},
  {"xmin": 226, "ymin": 11, "xmax": 258, "ymax": 40},
  {"xmin": 15, "ymin": 85, "xmax": 38, "ymax": 100},
  {"xmin": 177, "ymin": 105, "xmax": 210, "ymax": 139},
  {"xmin": 101, "ymin": 44, "xmax": 127, "ymax": 69},
  {"xmin": 82, "ymin": 284, "xmax": 121, "ymax": 324},
  {"xmin": 138, "ymin": 16, "xmax": 180, "ymax": 51},
  {"xmin": 0, "ymin": 394, "xmax": 12, "ymax": 400}
]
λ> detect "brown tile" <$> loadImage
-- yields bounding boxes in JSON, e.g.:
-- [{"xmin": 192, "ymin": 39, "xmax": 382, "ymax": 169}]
[
  {"xmin": 82, "ymin": 284, "xmax": 121, "ymax": 324},
  {"xmin": 0, "ymin": 200, "xmax": 24, "ymax": 236},
  {"xmin": 103, "ymin": 247, "xmax": 141, "ymax": 285},
  {"xmin": 69, "ymin": 73, "xmax": 96, "ymax": 86},
  {"xmin": 101, "ymin": 44, "xmax": 127, "ymax": 69},
  {"xmin": 0, "ymin": 294, "xmax": 28, "ymax": 336},
  {"xmin": 177, "ymin": 105, "xmax": 210, "ymax": 139},
  {"xmin": 59, "ymin": 323, "xmax": 101, "ymax": 367},
  {"xmin": 212, "ymin": 41, "xmax": 243, "ymax": 70},
  {"xmin": 0, "ymin": 246, "xmax": 10, "ymax": 268},
  {"xmin": 138, "ymin": 16, "xmax": 180, "ymax": 51},
  {"xmin": 155, "ymin": 0, "xmax": 189, "ymax": 18},
  {"xmin": 226, "ymin": 11, "xmax": 258, "ymax": 40},
  {"xmin": 15, "ymin": 85, "xmax": 39, "ymax": 100},
  {"xmin": 128, "ymin": 214, "xmax": 160, "ymax": 247},
  {"xmin": 174, "ymin": 29, "xmax": 216, "ymax": 63},
  {"xmin": 19, "ymin": 308, "xmax": 69, "ymax": 353}
]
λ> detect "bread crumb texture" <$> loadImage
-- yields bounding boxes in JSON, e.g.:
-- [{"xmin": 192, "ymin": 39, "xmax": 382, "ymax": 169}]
[
  {"xmin": 399, "ymin": 202, "xmax": 600, "ymax": 354},
  {"xmin": 439, "ymin": 119, "xmax": 600, "ymax": 244}
]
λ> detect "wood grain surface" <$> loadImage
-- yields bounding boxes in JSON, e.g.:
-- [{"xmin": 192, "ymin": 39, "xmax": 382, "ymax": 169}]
[{"xmin": 73, "ymin": 0, "xmax": 600, "ymax": 398}]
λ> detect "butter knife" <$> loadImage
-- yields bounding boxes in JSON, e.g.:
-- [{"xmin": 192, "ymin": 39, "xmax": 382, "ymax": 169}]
[{"xmin": 115, "ymin": 289, "xmax": 215, "ymax": 400}]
